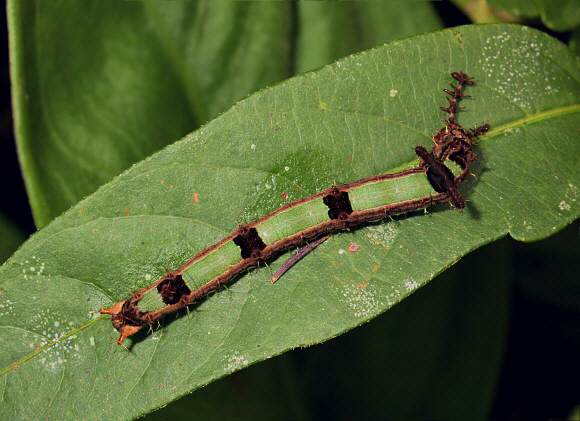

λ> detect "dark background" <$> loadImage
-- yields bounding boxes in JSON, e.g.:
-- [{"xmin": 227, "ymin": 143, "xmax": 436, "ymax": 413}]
[{"xmin": 2, "ymin": 2, "xmax": 578, "ymax": 419}]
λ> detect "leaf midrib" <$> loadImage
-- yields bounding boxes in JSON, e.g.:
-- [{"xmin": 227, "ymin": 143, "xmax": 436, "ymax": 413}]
[{"xmin": 486, "ymin": 103, "xmax": 580, "ymax": 137}]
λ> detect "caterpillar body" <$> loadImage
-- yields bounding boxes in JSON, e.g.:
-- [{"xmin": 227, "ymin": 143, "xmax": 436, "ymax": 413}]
[{"xmin": 101, "ymin": 71, "xmax": 489, "ymax": 345}]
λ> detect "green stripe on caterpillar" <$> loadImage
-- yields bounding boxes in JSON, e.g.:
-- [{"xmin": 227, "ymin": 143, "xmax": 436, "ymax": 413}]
[{"xmin": 101, "ymin": 71, "xmax": 489, "ymax": 345}]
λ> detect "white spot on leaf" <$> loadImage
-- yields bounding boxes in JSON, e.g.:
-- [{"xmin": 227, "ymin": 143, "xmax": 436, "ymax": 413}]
[
  {"xmin": 225, "ymin": 351, "xmax": 250, "ymax": 372},
  {"xmin": 559, "ymin": 201, "xmax": 570, "ymax": 211},
  {"xmin": 341, "ymin": 284, "xmax": 382, "ymax": 318},
  {"xmin": 365, "ymin": 224, "xmax": 399, "ymax": 248},
  {"xmin": 405, "ymin": 280, "xmax": 419, "ymax": 291}
]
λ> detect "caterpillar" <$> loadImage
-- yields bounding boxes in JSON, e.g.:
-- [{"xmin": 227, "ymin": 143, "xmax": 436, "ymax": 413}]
[{"xmin": 101, "ymin": 71, "xmax": 489, "ymax": 345}]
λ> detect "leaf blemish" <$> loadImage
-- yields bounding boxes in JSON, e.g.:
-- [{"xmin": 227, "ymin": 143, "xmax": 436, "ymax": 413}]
[
  {"xmin": 404, "ymin": 280, "xmax": 419, "ymax": 291},
  {"xmin": 558, "ymin": 201, "xmax": 570, "ymax": 211},
  {"xmin": 26, "ymin": 322, "xmax": 85, "ymax": 373},
  {"xmin": 17, "ymin": 255, "xmax": 46, "ymax": 279},
  {"xmin": 341, "ymin": 284, "xmax": 383, "ymax": 318},
  {"xmin": 225, "ymin": 351, "xmax": 250, "ymax": 372},
  {"xmin": 365, "ymin": 224, "xmax": 399, "ymax": 248},
  {"xmin": 0, "ymin": 298, "xmax": 14, "ymax": 316}
]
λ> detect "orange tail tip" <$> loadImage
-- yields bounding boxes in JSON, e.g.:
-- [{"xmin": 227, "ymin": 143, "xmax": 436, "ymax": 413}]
[
  {"xmin": 99, "ymin": 301, "xmax": 125, "ymax": 316},
  {"xmin": 117, "ymin": 325, "xmax": 144, "ymax": 345}
]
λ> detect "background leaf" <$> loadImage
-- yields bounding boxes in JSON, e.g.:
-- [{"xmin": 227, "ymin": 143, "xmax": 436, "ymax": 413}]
[
  {"xmin": 487, "ymin": 0, "xmax": 580, "ymax": 31},
  {"xmin": 295, "ymin": 1, "xmax": 442, "ymax": 73},
  {"xmin": 0, "ymin": 213, "xmax": 26, "ymax": 265},
  {"xmin": 571, "ymin": 27, "xmax": 580, "ymax": 56},
  {"xmin": 1, "ymin": 23, "xmax": 579, "ymax": 420}
]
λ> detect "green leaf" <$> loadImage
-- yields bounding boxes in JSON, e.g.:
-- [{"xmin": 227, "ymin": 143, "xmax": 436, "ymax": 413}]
[
  {"xmin": 487, "ymin": 0, "xmax": 580, "ymax": 31},
  {"xmin": 487, "ymin": 0, "xmax": 543, "ymax": 18},
  {"xmin": 9, "ymin": 0, "xmax": 440, "ymax": 229},
  {"xmin": 1, "ymin": 24, "xmax": 579, "ymax": 420},
  {"xmin": 147, "ymin": 236, "xmax": 511, "ymax": 420},
  {"xmin": 296, "ymin": 1, "xmax": 442, "ymax": 73},
  {"xmin": 8, "ymin": 1, "xmax": 292, "ymax": 227}
]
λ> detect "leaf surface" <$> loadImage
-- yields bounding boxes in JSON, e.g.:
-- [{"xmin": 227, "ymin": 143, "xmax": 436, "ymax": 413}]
[
  {"xmin": 9, "ymin": 1, "xmax": 292, "ymax": 227},
  {"xmin": 9, "ymin": 1, "xmax": 440, "ymax": 228},
  {"xmin": 1, "ymin": 24, "xmax": 579, "ymax": 420}
]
